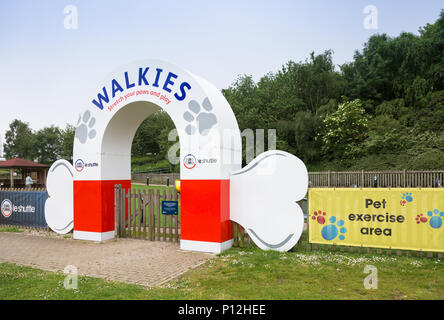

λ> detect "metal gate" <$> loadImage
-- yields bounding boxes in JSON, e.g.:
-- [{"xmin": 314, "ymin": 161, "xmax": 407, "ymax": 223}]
[{"xmin": 114, "ymin": 185, "xmax": 180, "ymax": 242}]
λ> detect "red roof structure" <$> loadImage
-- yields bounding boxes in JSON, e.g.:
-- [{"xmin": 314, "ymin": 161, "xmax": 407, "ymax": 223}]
[
  {"xmin": 0, "ymin": 158, "xmax": 49, "ymax": 168},
  {"xmin": 0, "ymin": 158, "xmax": 49, "ymax": 188}
]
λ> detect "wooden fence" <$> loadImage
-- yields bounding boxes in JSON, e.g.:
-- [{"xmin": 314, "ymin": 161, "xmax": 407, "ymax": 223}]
[
  {"xmin": 114, "ymin": 185, "xmax": 180, "ymax": 242},
  {"xmin": 132, "ymin": 170, "xmax": 444, "ymax": 188},
  {"xmin": 309, "ymin": 169, "xmax": 444, "ymax": 188}
]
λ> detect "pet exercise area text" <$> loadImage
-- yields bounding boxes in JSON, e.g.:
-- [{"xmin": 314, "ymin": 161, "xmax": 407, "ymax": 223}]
[{"xmin": 348, "ymin": 198, "xmax": 405, "ymax": 236}]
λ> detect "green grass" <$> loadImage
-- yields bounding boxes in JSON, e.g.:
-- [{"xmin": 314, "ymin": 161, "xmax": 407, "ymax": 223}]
[
  {"xmin": 0, "ymin": 248, "xmax": 442, "ymax": 300},
  {"xmin": 131, "ymin": 158, "xmax": 173, "ymax": 173},
  {"xmin": 0, "ymin": 227, "xmax": 23, "ymax": 233},
  {"xmin": 131, "ymin": 184, "xmax": 175, "ymax": 192}
]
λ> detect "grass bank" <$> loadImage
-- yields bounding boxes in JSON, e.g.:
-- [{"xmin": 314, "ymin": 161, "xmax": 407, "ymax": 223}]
[{"xmin": 0, "ymin": 247, "xmax": 442, "ymax": 300}]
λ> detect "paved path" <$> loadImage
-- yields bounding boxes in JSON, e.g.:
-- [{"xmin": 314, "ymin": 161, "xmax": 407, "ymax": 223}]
[{"xmin": 0, "ymin": 232, "xmax": 213, "ymax": 287}]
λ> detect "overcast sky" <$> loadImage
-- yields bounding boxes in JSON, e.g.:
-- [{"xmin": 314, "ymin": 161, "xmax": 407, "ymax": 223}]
[{"xmin": 0, "ymin": 0, "xmax": 443, "ymax": 156}]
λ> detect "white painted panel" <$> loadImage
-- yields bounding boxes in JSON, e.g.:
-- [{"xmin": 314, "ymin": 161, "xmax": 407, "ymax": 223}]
[
  {"xmin": 230, "ymin": 150, "xmax": 308, "ymax": 251},
  {"xmin": 45, "ymin": 160, "xmax": 74, "ymax": 234}
]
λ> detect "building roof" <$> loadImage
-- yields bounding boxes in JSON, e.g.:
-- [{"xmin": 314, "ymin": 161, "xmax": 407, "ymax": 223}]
[{"xmin": 0, "ymin": 158, "xmax": 49, "ymax": 169}]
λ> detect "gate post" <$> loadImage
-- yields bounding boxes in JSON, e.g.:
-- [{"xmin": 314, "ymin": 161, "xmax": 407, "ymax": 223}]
[
  {"xmin": 361, "ymin": 169, "xmax": 365, "ymax": 187},
  {"xmin": 114, "ymin": 184, "xmax": 122, "ymax": 237}
]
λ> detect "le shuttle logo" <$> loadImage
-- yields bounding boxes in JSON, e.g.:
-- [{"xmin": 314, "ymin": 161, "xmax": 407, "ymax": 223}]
[
  {"xmin": 183, "ymin": 154, "xmax": 196, "ymax": 169},
  {"xmin": 1, "ymin": 199, "xmax": 36, "ymax": 218},
  {"xmin": 75, "ymin": 159, "xmax": 85, "ymax": 172},
  {"xmin": 75, "ymin": 159, "xmax": 99, "ymax": 172},
  {"xmin": 1, "ymin": 199, "xmax": 13, "ymax": 218}
]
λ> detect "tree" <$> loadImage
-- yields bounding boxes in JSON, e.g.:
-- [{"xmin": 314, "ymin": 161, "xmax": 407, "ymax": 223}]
[
  {"xmin": 276, "ymin": 50, "xmax": 346, "ymax": 115},
  {"xmin": 131, "ymin": 111, "xmax": 175, "ymax": 157},
  {"xmin": 32, "ymin": 126, "xmax": 62, "ymax": 164},
  {"xmin": 60, "ymin": 124, "xmax": 76, "ymax": 162},
  {"xmin": 4, "ymin": 119, "xmax": 35, "ymax": 160},
  {"xmin": 320, "ymin": 99, "xmax": 369, "ymax": 159}
]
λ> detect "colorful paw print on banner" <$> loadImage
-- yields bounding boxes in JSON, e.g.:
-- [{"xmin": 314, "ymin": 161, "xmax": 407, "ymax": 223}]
[
  {"xmin": 415, "ymin": 213, "xmax": 428, "ymax": 224},
  {"xmin": 318, "ymin": 215, "xmax": 347, "ymax": 241},
  {"xmin": 312, "ymin": 210, "xmax": 326, "ymax": 224},
  {"xmin": 427, "ymin": 209, "xmax": 444, "ymax": 229},
  {"xmin": 400, "ymin": 192, "xmax": 413, "ymax": 206}
]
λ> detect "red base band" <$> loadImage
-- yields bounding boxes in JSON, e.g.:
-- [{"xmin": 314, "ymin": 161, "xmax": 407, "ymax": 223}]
[
  {"xmin": 73, "ymin": 180, "xmax": 131, "ymax": 233},
  {"xmin": 180, "ymin": 179, "xmax": 232, "ymax": 243}
]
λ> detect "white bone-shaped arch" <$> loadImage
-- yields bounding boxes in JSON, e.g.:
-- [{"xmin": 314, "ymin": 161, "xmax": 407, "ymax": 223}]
[{"xmin": 45, "ymin": 59, "xmax": 308, "ymax": 253}]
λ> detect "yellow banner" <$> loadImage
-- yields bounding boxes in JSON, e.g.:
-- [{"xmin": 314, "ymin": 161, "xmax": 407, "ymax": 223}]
[{"xmin": 308, "ymin": 188, "xmax": 444, "ymax": 252}]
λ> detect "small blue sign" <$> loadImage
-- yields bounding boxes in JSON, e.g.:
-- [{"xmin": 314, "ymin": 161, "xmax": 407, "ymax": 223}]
[{"xmin": 162, "ymin": 201, "xmax": 178, "ymax": 215}]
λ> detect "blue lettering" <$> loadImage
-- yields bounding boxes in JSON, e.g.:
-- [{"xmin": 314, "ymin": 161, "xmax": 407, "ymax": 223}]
[
  {"xmin": 174, "ymin": 82, "xmax": 192, "ymax": 101},
  {"xmin": 111, "ymin": 79, "xmax": 124, "ymax": 98},
  {"xmin": 163, "ymin": 72, "xmax": 178, "ymax": 93},
  {"xmin": 152, "ymin": 68, "xmax": 163, "ymax": 87},
  {"xmin": 125, "ymin": 71, "xmax": 135, "ymax": 89},
  {"xmin": 92, "ymin": 86, "xmax": 110, "ymax": 110},
  {"xmin": 138, "ymin": 67, "xmax": 149, "ymax": 86}
]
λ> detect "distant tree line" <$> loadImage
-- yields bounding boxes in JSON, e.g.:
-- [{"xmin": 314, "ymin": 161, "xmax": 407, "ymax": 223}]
[
  {"xmin": 3, "ymin": 120, "xmax": 74, "ymax": 165},
  {"xmin": 4, "ymin": 10, "xmax": 444, "ymax": 170},
  {"xmin": 220, "ymin": 10, "xmax": 444, "ymax": 170}
]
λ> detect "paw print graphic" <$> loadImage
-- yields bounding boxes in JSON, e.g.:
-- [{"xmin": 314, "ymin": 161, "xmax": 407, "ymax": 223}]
[
  {"xmin": 321, "ymin": 216, "xmax": 347, "ymax": 241},
  {"xmin": 427, "ymin": 209, "xmax": 444, "ymax": 229},
  {"xmin": 415, "ymin": 213, "xmax": 428, "ymax": 224},
  {"xmin": 183, "ymin": 97, "xmax": 217, "ymax": 136},
  {"xmin": 75, "ymin": 110, "xmax": 97, "ymax": 144},
  {"xmin": 402, "ymin": 192, "xmax": 413, "ymax": 203},
  {"xmin": 312, "ymin": 210, "xmax": 326, "ymax": 224}
]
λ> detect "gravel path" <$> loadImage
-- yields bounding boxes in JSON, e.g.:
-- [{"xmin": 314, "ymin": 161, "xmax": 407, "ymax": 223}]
[{"xmin": 0, "ymin": 231, "xmax": 214, "ymax": 287}]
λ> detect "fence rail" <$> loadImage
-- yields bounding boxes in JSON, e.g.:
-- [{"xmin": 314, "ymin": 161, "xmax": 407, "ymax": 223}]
[
  {"xmin": 0, "ymin": 188, "xmax": 46, "ymax": 192},
  {"xmin": 114, "ymin": 184, "xmax": 180, "ymax": 242},
  {"xmin": 132, "ymin": 170, "xmax": 444, "ymax": 188},
  {"xmin": 309, "ymin": 169, "xmax": 444, "ymax": 188}
]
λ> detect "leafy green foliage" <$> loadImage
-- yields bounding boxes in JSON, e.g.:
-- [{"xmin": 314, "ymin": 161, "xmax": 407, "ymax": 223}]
[
  {"xmin": 4, "ymin": 120, "xmax": 34, "ymax": 160},
  {"xmin": 321, "ymin": 99, "xmax": 368, "ymax": 159},
  {"xmin": 32, "ymin": 126, "xmax": 62, "ymax": 164},
  {"xmin": 60, "ymin": 125, "xmax": 75, "ymax": 162},
  {"xmin": 3, "ymin": 121, "xmax": 75, "ymax": 165},
  {"xmin": 131, "ymin": 111, "xmax": 178, "ymax": 172}
]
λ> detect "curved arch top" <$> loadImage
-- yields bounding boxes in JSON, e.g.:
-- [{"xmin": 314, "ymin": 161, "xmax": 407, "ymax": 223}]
[{"xmin": 73, "ymin": 59, "xmax": 242, "ymax": 182}]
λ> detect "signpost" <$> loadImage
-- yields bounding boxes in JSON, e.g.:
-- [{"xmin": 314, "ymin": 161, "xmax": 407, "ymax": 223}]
[{"xmin": 162, "ymin": 201, "xmax": 179, "ymax": 215}]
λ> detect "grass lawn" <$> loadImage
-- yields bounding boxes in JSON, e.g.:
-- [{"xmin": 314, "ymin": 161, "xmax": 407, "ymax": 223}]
[
  {"xmin": 131, "ymin": 183, "xmax": 175, "ymax": 192},
  {"xmin": 0, "ymin": 227, "xmax": 23, "ymax": 233},
  {"xmin": 0, "ymin": 247, "xmax": 442, "ymax": 300}
]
